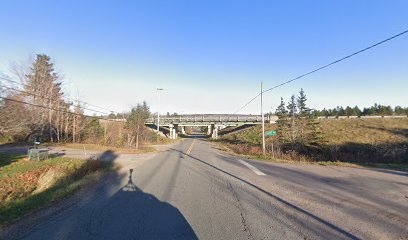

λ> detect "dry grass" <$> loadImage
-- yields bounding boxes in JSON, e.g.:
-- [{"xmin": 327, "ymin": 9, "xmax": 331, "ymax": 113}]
[
  {"xmin": 226, "ymin": 118, "xmax": 408, "ymax": 146},
  {"xmin": 318, "ymin": 118, "xmax": 408, "ymax": 145},
  {"xmin": 0, "ymin": 153, "xmax": 113, "ymax": 226},
  {"xmin": 46, "ymin": 143, "xmax": 156, "ymax": 154},
  {"xmin": 218, "ymin": 118, "xmax": 408, "ymax": 166}
]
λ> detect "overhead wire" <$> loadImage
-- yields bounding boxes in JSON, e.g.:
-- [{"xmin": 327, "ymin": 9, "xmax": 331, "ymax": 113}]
[
  {"xmin": 0, "ymin": 76, "xmax": 119, "ymax": 115},
  {"xmin": 233, "ymin": 29, "xmax": 408, "ymax": 114},
  {"xmin": 0, "ymin": 96, "xmax": 121, "ymax": 122},
  {"xmin": 0, "ymin": 85, "xmax": 111, "ymax": 116}
]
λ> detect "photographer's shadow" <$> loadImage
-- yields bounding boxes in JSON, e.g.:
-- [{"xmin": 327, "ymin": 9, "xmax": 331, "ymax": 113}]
[{"xmin": 88, "ymin": 169, "xmax": 197, "ymax": 240}]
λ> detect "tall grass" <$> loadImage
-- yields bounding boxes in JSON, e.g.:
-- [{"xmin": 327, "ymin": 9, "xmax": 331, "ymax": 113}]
[
  {"xmin": 220, "ymin": 118, "xmax": 408, "ymax": 165},
  {"xmin": 0, "ymin": 154, "xmax": 113, "ymax": 226}
]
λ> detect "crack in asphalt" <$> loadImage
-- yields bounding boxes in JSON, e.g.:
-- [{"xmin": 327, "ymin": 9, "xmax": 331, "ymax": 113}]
[{"xmin": 226, "ymin": 180, "xmax": 253, "ymax": 239}]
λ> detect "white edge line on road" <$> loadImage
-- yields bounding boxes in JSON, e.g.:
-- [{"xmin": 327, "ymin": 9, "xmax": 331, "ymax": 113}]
[{"xmin": 237, "ymin": 159, "xmax": 266, "ymax": 176}]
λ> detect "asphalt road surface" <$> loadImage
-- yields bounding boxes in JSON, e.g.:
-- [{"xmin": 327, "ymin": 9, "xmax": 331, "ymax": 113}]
[{"xmin": 2, "ymin": 138, "xmax": 408, "ymax": 239}]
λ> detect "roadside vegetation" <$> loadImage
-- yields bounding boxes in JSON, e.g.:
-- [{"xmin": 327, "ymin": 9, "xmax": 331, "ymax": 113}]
[
  {"xmin": 0, "ymin": 153, "xmax": 114, "ymax": 226},
  {"xmin": 0, "ymin": 54, "xmax": 168, "ymax": 226},
  {"xmin": 313, "ymin": 103, "xmax": 408, "ymax": 117},
  {"xmin": 219, "ymin": 89, "xmax": 408, "ymax": 169},
  {"xmin": 46, "ymin": 143, "xmax": 156, "ymax": 154},
  {"xmin": 0, "ymin": 54, "xmax": 167, "ymax": 149}
]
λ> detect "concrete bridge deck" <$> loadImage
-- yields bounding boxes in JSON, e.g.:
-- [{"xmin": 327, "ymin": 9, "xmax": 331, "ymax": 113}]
[
  {"xmin": 146, "ymin": 115, "xmax": 277, "ymax": 125},
  {"xmin": 146, "ymin": 114, "xmax": 277, "ymax": 139}
]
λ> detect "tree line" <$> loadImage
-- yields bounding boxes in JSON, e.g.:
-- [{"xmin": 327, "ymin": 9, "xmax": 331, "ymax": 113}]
[
  {"xmin": 274, "ymin": 89, "xmax": 322, "ymax": 149},
  {"xmin": 313, "ymin": 104, "xmax": 408, "ymax": 117},
  {"xmin": 273, "ymin": 89, "xmax": 407, "ymax": 158},
  {"xmin": 0, "ymin": 54, "xmax": 156, "ymax": 149}
]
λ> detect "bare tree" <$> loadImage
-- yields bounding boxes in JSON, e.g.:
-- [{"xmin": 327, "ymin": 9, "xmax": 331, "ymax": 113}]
[{"xmin": 126, "ymin": 102, "xmax": 150, "ymax": 149}]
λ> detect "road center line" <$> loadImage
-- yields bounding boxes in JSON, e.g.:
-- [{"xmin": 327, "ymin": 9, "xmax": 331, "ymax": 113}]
[
  {"xmin": 186, "ymin": 139, "xmax": 196, "ymax": 155},
  {"xmin": 237, "ymin": 159, "xmax": 266, "ymax": 176}
]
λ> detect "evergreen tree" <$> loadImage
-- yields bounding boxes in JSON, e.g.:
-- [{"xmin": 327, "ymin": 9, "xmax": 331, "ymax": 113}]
[
  {"xmin": 275, "ymin": 97, "xmax": 288, "ymax": 117},
  {"xmin": 287, "ymin": 95, "xmax": 297, "ymax": 142},
  {"xmin": 275, "ymin": 97, "xmax": 289, "ymax": 143},
  {"xmin": 353, "ymin": 106, "xmax": 361, "ymax": 116},
  {"xmin": 25, "ymin": 54, "xmax": 64, "ymax": 141},
  {"xmin": 287, "ymin": 95, "xmax": 297, "ymax": 118},
  {"xmin": 81, "ymin": 119, "xmax": 104, "ymax": 142},
  {"xmin": 345, "ymin": 106, "xmax": 353, "ymax": 116},
  {"xmin": 297, "ymin": 88, "xmax": 309, "ymax": 116},
  {"xmin": 297, "ymin": 89, "xmax": 309, "ymax": 142},
  {"xmin": 126, "ymin": 101, "xmax": 150, "ymax": 149},
  {"xmin": 337, "ymin": 106, "xmax": 345, "ymax": 116},
  {"xmin": 308, "ymin": 117, "xmax": 324, "ymax": 145},
  {"xmin": 278, "ymin": 89, "xmax": 323, "ymax": 147}
]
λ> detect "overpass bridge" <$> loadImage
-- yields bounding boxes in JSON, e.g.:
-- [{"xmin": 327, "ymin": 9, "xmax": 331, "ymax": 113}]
[{"xmin": 145, "ymin": 114, "xmax": 277, "ymax": 139}]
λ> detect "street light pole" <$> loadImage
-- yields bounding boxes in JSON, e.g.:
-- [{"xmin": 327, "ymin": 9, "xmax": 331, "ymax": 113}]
[
  {"xmin": 261, "ymin": 82, "xmax": 266, "ymax": 155},
  {"xmin": 157, "ymin": 88, "xmax": 164, "ymax": 132}
]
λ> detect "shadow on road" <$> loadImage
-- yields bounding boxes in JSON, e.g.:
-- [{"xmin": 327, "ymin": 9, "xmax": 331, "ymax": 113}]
[
  {"xmin": 80, "ymin": 169, "xmax": 197, "ymax": 239},
  {"xmin": 97, "ymin": 150, "xmax": 118, "ymax": 161},
  {"xmin": 169, "ymin": 147, "xmax": 361, "ymax": 240},
  {"xmin": 1, "ymin": 151, "xmax": 197, "ymax": 240},
  {"xmin": 179, "ymin": 134, "xmax": 208, "ymax": 139},
  {"xmin": 48, "ymin": 152, "xmax": 65, "ymax": 158}
]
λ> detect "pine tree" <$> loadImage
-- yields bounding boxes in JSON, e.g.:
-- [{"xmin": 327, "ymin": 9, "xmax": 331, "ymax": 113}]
[
  {"xmin": 275, "ymin": 97, "xmax": 288, "ymax": 116},
  {"xmin": 126, "ymin": 101, "xmax": 151, "ymax": 149},
  {"xmin": 296, "ymin": 89, "xmax": 311, "ymax": 142},
  {"xmin": 308, "ymin": 117, "xmax": 324, "ymax": 145},
  {"xmin": 395, "ymin": 106, "xmax": 404, "ymax": 115},
  {"xmin": 297, "ymin": 88, "xmax": 309, "ymax": 116},
  {"xmin": 345, "ymin": 106, "xmax": 353, "ymax": 116},
  {"xmin": 25, "ymin": 54, "xmax": 64, "ymax": 141},
  {"xmin": 275, "ymin": 97, "xmax": 289, "ymax": 143},
  {"xmin": 353, "ymin": 106, "xmax": 361, "ymax": 116},
  {"xmin": 287, "ymin": 95, "xmax": 297, "ymax": 142}
]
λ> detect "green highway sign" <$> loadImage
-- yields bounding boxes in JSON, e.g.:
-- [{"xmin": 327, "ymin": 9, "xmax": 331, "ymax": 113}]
[{"xmin": 265, "ymin": 130, "xmax": 277, "ymax": 137}]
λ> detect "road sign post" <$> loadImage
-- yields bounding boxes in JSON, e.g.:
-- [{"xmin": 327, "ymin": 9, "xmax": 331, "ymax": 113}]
[
  {"xmin": 265, "ymin": 130, "xmax": 277, "ymax": 158},
  {"xmin": 271, "ymin": 139, "xmax": 275, "ymax": 159}
]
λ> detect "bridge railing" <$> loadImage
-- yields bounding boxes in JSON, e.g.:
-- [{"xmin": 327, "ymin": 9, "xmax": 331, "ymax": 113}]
[{"xmin": 145, "ymin": 115, "xmax": 276, "ymax": 124}]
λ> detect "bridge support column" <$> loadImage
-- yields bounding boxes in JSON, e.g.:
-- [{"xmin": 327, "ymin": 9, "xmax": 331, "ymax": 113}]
[
  {"xmin": 169, "ymin": 126, "xmax": 178, "ymax": 139},
  {"xmin": 211, "ymin": 125, "xmax": 218, "ymax": 139},
  {"xmin": 207, "ymin": 125, "xmax": 212, "ymax": 135},
  {"xmin": 169, "ymin": 126, "xmax": 173, "ymax": 139},
  {"xmin": 181, "ymin": 126, "xmax": 186, "ymax": 134},
  {"xmin": 174, "ymin": 124, "xmax": 179, "ymax": 139},
  {"xmin": 173, "ymin": 128, "xmax": 177, "ymax": 139}
]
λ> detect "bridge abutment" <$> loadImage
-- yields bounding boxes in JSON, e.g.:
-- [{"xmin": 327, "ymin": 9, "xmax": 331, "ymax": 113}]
[
  {"xmin": 212, "ymin": 127, "xmax": 218, "ymax": 139},
  {"xmin": 169, "ymin": 124, "xmax": 178, "ymax": 139}
]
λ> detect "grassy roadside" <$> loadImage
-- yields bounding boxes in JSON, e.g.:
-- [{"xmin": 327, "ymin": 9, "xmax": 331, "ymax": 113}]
[
  {"xmin": 0, "ymin": 153, "xmax": 115, "ymax": 227},
  {"xmin": 213, "ymin": 140, "xmax": 408, "ymax": 171},
  {"xmin": 216, "ymin": 118, "xmax": 408, "ymax": 169},
  {"xmin": 44, "ymin": 143, "xmax": 157, "ymax": 154}
]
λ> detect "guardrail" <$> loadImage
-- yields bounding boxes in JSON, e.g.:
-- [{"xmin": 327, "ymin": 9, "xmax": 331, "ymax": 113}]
[
  {"xmin": 317, "ymin": 115, "xmax": 407, "ymax": 120},
  {"xmin": 146, "ymin": 115, "xmax": 278, "ymax": 124}
]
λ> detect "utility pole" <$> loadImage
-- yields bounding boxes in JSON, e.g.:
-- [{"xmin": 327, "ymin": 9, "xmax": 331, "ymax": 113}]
[
  {"xmin": 157, "ymin": 88, "xmax": 164, "ymax": 131},
  {"xmin": 261, "ymin": 82, "xmax": 266, "ymax": 155},
  {"xmin": 292, "ymin": 98, "xmax": 295, "ymax": 142}
]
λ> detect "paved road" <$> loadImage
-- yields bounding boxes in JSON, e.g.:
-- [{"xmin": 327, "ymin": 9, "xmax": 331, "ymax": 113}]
[{"xmin": 2, "ymin": 139, "xmax": 408, "ymax": 239}]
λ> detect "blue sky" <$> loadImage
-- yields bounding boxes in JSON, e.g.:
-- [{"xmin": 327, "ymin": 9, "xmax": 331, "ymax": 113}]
[{"xmin": 0, "ymin": 0, "xmax": 407, "ymax": 114}]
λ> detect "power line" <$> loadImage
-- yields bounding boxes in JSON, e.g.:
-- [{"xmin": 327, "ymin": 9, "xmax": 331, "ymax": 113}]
[
  {"xmin": 233, "ymin": 93, "xmax": 261, "ymax": 114},
  {"xmin": 0, "ymin": 76, "xmax": 119, "ymax": 114},
  {"xmin": 0, "ymin": 96, "xmax": 120, "ymax": 122},
  {"xmin": 234, "ymin": 29, "xmax": 408, "ymax": 113},
  {"xmin": 0, "ymin": 85, "xmax": 111, "ymax": 116}
]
